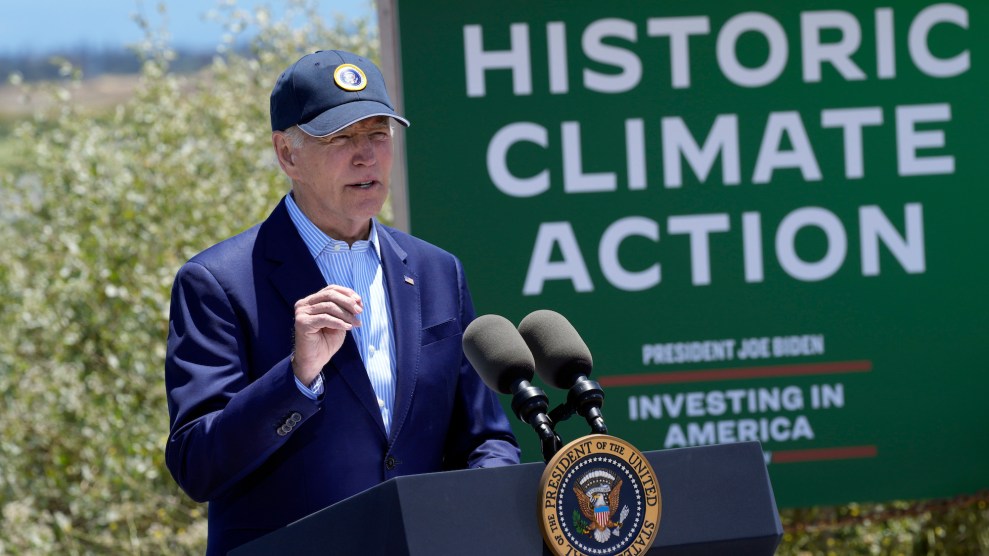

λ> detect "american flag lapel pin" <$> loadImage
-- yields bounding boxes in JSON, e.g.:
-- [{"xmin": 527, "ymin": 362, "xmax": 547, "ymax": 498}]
[{"xmin": 404, "ymin": 275, "xmax": 415, "ymax": 286}]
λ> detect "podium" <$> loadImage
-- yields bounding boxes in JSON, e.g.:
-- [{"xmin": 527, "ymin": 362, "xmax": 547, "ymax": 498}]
[{"xmin": 232, "ymin": 441, "xmax": 781, "ymax": 555}]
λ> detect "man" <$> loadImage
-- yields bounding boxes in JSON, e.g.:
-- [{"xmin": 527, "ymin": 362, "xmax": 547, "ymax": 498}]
[{"xmin": 164, "ymin": 49, "xmax": 520, "ymax": 555}]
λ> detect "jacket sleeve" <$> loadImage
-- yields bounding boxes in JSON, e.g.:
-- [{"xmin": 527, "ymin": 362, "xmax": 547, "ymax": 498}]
[
  {"xmin": 164, "ymin": 260, "xmax": 320, "ymax": 502},
  {"xmin": 444, "ymin": 257, "xmax": 521, "ymax": 468}
]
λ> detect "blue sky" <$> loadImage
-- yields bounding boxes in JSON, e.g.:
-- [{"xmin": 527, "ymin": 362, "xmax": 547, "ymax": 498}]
[{"xmin": 0, "ymin": 1, "xmax": 375, "ymax": 54}]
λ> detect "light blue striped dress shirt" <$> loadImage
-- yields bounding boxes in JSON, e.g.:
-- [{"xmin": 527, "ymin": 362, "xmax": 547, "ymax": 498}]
[{"xmin": 285, "ymin": 194, "xmax": 397, "ymax": 434}]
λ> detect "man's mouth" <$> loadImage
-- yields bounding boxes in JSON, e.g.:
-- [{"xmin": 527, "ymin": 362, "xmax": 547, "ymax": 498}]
[{"xmin": 350, "ymin": 180, "xmax": 375, "ymax": 189}]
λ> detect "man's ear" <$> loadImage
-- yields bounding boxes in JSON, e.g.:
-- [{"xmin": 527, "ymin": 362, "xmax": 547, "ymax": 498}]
[{"xmin": 272, "ymin": 132, "xmax": 299, "ymax": 177}]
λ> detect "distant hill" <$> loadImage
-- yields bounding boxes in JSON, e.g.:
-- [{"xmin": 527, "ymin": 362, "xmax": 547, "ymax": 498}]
[
  {"xmin": 0, "ymin": 46, "xmax": 218, "ymax": 82},
  {"xmin": 0, "ymin": 73, "xmax": 145, "ymax": 117}
]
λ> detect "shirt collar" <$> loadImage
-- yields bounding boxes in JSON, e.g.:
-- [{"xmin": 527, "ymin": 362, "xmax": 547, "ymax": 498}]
[{"xmin": 284, "ymin": 193, "xmax": 382, "ymax": 259}]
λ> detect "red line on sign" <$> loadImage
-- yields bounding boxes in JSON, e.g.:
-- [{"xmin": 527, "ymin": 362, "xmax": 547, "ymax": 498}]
[
  {"xmin": 772, "ymin": 445, "xmax": 878, "ymax": 464},
  {"xmin": 598, "ymin": 360, "xmax": 872, "ymax": 387}
]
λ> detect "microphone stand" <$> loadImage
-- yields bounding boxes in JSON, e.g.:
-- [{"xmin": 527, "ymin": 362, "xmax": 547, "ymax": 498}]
[
  {"xmin": 547, "ymin": 376, "xmax": 608, "ymax": 435},
  {"xmin": 511, "ymin": 379, "xmax": 564, "ymax": 462}
]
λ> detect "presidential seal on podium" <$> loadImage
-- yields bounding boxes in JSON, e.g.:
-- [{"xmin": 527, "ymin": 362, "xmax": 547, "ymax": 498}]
[{"xmin": 539, "ymin": 434, "xmax": 662, "ymax": 556}]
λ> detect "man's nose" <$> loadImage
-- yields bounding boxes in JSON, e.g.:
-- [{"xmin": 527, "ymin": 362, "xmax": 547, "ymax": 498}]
[{"xmin": 352, "ymin": 134, "xmax": 376, "ymax": 165}]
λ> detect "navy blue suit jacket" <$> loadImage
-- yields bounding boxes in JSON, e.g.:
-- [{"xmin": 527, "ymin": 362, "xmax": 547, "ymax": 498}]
[{"xmin": 165, "ymin": 198, "xmax": 519, "ymax": 555}]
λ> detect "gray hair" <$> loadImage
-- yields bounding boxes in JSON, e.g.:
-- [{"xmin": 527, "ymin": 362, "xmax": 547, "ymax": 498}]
[{"xmin": 282, "ymin": 125, "xmax": 308, "ymax": 149}]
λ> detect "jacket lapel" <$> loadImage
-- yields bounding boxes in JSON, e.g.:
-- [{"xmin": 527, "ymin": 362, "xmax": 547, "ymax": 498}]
[
  {"xmin": 262, "ymin": 199, "xmax": 326, "ymax": 312},
  {"xmin": 377, "ymin": 224, "xmax": 420, "ymax": 444},
  {"xmin": 262, "ymin": 199, "xmax": 387, "ymax": 438}
]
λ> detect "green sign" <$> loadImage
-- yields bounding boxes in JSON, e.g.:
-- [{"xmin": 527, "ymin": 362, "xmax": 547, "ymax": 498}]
[{"xmin": 397, "ymin": 0, "xmax": 988, "ymax": 507}]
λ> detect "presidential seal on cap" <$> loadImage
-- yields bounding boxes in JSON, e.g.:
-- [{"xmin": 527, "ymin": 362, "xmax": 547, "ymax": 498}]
[
  {"xmin": 270, "ymin": 49, "xmax": 410, "ymax": 137},
  {"xmin": 333, "ymin": 63, "xmax": 367, "ymax": 92}
]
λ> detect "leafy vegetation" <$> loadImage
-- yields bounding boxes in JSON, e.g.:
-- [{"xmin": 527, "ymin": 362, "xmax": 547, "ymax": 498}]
[
  {"xmin": 779, "ymin": 496, "xmax": 989, "ymax": 555},
  {"xmin": 0, "ymin": 2, "xmax": 376, "ymax": 553},
  {"xmin": 0, "ymin": 1, "xmax": 985, "ymax": 555}
]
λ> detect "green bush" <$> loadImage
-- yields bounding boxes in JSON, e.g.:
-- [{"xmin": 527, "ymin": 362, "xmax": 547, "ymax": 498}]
[
  {"xmin": 779, "ymin": 497, "xmax": 989, "ymax": 555},
  {"xmin": 0, "ymin": 2, "xmax": 376, "ymax": 553}
]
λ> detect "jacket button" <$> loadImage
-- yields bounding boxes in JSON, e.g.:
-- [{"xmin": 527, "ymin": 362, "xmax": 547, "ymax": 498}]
[
  {"xmin": 384, "ymin": 456, "xmax": 397, "ymax": 470},
  {"xmin": 289, "ymin": 412, "xmax": 302, "ymax": 424}
]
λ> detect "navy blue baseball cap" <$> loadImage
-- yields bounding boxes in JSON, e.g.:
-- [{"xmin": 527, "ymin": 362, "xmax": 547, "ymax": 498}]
[{"xmin": 270, "ymin": 50, "xmax": 410, "ymax": 136}]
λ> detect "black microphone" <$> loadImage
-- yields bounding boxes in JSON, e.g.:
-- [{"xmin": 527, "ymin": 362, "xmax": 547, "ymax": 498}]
[
  {"xmin": 518, "ymin": 310, "xmax": 608, "ymax": 435},
  {"xmin": 463, "ymin": 314, "xmax": 562, "ymax": 461}
]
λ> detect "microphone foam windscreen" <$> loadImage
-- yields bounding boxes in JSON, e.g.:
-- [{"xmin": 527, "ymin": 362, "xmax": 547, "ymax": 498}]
[
  {"xmin": 463, "ymin": 314, "xmax": 536, "ymax": 394},
  {"xmin": 518, "ymin": 310, "xmax": 593, "ymax": 389}
]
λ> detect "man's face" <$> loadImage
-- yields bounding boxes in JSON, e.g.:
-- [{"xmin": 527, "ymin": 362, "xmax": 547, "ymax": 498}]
[{"xmin": 288, "ymin": 116, "xmax": 393, "ymax": 240}]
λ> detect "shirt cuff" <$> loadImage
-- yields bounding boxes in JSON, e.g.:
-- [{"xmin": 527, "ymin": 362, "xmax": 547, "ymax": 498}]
[{"xmin": 293, "ymin": 372, "xmax": 324, "ymax": 400}]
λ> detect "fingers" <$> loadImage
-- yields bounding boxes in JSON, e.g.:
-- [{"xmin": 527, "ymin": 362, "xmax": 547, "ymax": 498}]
[
  {"xmin": 295, "ymin": 285, "xmax": 363, "ymax": 328},
  {"xmin": 296, "ymin": 301, "xmax": 362, "ymax": 329},
  {"xmin": 295, "ymin": 313, "xmax": 355, "ymax": 335},
  {"xmin": 299, "ymin": 284, "xmax": 363, "ymax": 308}
]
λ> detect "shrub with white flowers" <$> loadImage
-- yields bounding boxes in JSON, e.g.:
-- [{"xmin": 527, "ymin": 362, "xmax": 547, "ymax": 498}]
[{"xmin": 0, "ymin": 2, "xmax": 377, "ymax": 553}]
